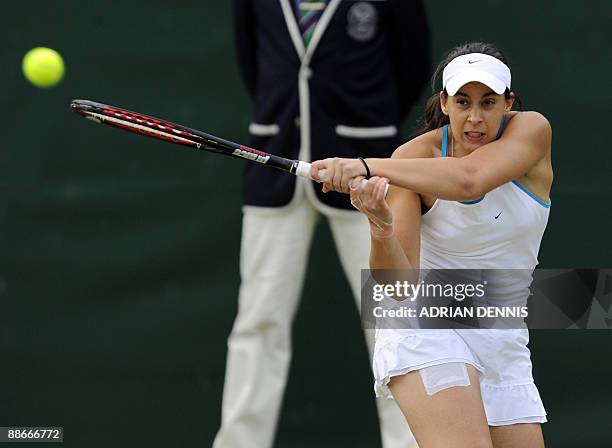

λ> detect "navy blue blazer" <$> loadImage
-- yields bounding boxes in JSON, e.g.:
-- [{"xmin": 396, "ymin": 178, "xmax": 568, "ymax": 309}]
[{"xmin": 234, "ymin": 0, "xmax": 430, "ymax": 209}]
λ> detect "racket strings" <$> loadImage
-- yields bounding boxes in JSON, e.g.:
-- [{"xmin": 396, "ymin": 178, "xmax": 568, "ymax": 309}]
[{"xmin": 84, "ymin": 111, "xmax": 200, "ymax": 147}]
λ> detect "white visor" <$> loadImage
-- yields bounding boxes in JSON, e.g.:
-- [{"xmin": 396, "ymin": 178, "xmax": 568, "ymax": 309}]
[{"xmin": 442, "ymin": 53, "xmax": 511, "ymax": 96}]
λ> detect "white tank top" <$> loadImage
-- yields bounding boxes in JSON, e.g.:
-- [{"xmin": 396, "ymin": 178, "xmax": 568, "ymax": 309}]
[{"xmin": 420, "ymin": 123, "xmax": 551, "ymax": 271}]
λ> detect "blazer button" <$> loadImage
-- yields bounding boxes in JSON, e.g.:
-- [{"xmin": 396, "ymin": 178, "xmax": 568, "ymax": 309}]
[{"xmin": 294, "ymin": 118, "xmax": 301, "ymax": 128}]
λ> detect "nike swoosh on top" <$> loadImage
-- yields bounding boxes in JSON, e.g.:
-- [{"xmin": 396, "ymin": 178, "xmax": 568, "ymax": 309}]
[{"xmin": 468, "ymin": 60, "xmax": 480, "ymax": 64}]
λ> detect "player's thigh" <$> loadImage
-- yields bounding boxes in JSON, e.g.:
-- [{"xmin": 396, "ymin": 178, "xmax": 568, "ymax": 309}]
[
  {"xmin": 489, "ymin": 423, "xmax": 544, "ymax": 448},
  {"xmin": 388, "ymin": 364, "xmax": 493, "ymax": 448}
]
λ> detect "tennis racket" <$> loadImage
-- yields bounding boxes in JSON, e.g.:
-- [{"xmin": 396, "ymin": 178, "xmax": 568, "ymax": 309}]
[{"xmin": 70, "ymin": 99, "xmax": 386, "ymax": 193}]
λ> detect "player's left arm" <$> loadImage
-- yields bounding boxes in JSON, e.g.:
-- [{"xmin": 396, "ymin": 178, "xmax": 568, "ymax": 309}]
[
  {"xmin": 460, "ymin": 111, "xmax": 552, "ymax": 197},
  {"xmin": 364, "ymin": 112, "xmax": 551, "ymax": 199}
]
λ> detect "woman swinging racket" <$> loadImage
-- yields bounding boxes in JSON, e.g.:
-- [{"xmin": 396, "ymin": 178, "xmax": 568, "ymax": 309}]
[{"xmin": 311, "ymin": 42, "xmax": 552, "ymax": 447}]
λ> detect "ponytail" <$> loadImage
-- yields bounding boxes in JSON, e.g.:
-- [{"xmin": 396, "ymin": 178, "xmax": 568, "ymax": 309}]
[{"xmin": 418, "ymin": 91, "xmax": 449, "ymax": 137}]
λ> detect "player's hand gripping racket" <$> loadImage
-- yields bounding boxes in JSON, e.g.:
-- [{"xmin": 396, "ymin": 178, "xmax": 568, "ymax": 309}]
[{"xmin": 69, "ymin": 99, "xmax": 387, "ymax": 194}]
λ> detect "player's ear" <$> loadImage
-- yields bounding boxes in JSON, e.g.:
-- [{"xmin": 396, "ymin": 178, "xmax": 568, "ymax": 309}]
[
  {"xmin": 439, "ymin": 91, "xmax": 449, "ymax": 116},
  {"xmin": 505, "ymin": 91, "xmax": 516, "ymax": 112}
]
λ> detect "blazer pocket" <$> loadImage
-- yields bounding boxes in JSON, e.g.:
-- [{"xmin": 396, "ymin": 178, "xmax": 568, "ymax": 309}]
[
  {"xmin": 335, "ymin": 124, "xmax": 397, "ymax": 139},
  {"xmin": 249, "ymin": 123, "xmax": 280, "ymax": 136}
]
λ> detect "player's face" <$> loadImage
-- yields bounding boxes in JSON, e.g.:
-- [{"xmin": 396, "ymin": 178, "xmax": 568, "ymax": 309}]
[{"xmin": 441, "ymin": 82, "xmax": 514, "ymax": 153}]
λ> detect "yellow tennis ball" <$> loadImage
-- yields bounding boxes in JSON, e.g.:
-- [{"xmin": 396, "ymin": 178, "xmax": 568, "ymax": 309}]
[{"xmin": 22, "ymin": 47, "xmax": 65, "ymax": 88}]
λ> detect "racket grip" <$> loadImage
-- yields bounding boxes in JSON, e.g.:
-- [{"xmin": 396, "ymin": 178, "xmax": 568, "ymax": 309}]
[{"xmin": 295, "ymin": 161, "xmax": 389, "ymax": 196}]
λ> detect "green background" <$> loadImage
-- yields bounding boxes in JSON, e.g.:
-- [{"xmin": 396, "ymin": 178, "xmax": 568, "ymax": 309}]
[{"xmin": 1, "ymin": 1, "xmax": 611, "ymax": 447}]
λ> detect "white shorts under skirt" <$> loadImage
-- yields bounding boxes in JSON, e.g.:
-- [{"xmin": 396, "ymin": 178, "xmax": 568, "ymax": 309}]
[{"xmin": 373, "ymin": 328, "xmax": 547, "ymax": 426}]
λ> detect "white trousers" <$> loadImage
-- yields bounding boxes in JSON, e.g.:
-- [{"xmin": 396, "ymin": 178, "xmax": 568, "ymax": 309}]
[{"xmin": 213, "ymin": 194, "xmax": 417, "ymax": 448}]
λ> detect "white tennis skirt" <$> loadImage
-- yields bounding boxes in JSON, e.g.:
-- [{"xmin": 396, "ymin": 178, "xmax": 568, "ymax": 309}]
[{"xmin": 373, "ymin": 328, "xmax": 547, "ymax": 426}]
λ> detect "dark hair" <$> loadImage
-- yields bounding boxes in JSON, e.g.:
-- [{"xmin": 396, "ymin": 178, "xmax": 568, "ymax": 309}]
[{"xmin": 413, "ymin": 42, "xmax": 521, "ymax": 137}]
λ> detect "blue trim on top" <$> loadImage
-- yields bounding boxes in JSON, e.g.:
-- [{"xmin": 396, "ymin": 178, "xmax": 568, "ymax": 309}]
[
  {"xmin": 460, "ymin": 196, "xmax": 485, "ymax": 205},
  {"xmin": 441, "ymin": 124, "xmax": 448, "ymax": 157},
  {"xmin": 495, "ymin": 115, "xmax": 507, "ymax": 140},
  {"xmin": 512, "ymin": 180, "xmax": 551, "ymax": 208}
]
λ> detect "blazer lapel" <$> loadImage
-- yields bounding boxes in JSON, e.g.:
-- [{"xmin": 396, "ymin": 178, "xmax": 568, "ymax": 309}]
[{"xmin": 279, "ymin": 0, "xmax": 306, "ymax": 60}]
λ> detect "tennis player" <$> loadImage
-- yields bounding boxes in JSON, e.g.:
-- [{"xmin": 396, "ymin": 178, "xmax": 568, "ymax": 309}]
[{"xmin": 311, "ymin": 42, "xmax": 552, "ymax": 447}]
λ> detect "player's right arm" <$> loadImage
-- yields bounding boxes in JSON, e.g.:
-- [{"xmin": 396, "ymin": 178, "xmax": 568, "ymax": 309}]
[{"xmin": 359, "ymin": 135, "xmax": 436, "ymax": 270}]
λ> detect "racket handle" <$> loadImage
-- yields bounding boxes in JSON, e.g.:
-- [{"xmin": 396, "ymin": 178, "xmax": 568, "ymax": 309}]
[{"xmin": 295, "ymin": 161, "xmax": 389, "ymax": 196}]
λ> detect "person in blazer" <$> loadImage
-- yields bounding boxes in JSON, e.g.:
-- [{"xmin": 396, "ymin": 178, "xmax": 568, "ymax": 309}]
[{"xmin": 213, "ymin": 2, "xmax": 430, "ymax": 447}]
